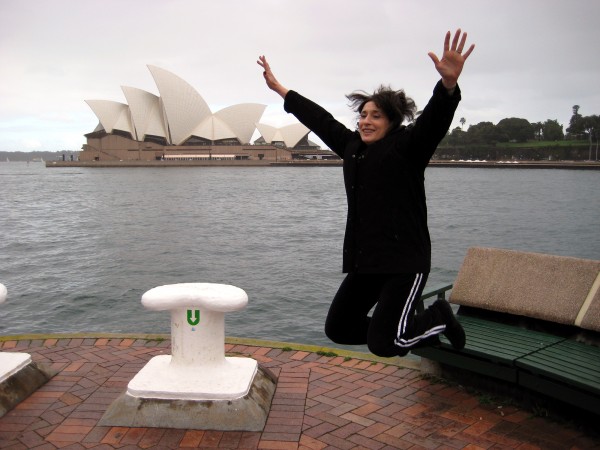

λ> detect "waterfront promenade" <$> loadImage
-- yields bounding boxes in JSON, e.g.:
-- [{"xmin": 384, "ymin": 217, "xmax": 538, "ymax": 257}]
[
  {"xmin": 0, "ymin": 334, "xmax": 598, "ymax": 449},
  {"xmin": 44, "ymin": 160, "xmax": 600, "ymax": 169}
]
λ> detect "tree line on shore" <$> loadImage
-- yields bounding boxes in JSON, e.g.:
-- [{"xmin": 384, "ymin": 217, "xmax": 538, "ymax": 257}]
[{"xmin": 436, "ymin": 105, "xmax": 599, "ymax": 161}]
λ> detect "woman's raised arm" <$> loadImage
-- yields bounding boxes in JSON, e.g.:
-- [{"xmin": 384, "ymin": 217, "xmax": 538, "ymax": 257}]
[{"xmin": 257, "ymin": 55, "xmax": 289, "ymax": 99}]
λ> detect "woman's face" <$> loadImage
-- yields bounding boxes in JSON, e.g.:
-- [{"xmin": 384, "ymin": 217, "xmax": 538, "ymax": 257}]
[{"xmin": 358, "ymin": 101, "xmax": 390, "ymax": 144}]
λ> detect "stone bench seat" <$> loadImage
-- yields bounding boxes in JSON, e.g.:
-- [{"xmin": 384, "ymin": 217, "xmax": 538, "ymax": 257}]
[{"xmin": 449, "ymin": 247, "xmax": 600, "ymax": 332}]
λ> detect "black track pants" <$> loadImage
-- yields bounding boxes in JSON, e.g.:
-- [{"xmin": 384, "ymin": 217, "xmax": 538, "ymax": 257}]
[{"xmin": 324, "ymin": 273, "xmax": 446, "ymax": 357}]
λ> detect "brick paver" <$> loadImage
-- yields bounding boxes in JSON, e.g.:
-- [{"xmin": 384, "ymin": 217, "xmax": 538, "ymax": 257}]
[{"xmin": 0, "ymin": 336, "xmax": 598, "ymax": 449}]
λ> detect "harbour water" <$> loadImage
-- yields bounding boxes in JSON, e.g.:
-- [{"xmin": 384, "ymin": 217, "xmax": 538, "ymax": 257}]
[{"xmin": 0, "ymin": 162, "xmax": 598, "ymax": 351}]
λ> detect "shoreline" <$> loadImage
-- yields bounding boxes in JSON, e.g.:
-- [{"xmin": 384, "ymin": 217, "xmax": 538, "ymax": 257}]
[
  {"xmin": 0, "ymin": 332, "xmax": 420, "ymax": 370},
  {"xmin": 44, "ymin": 159, "xmax": 600, "ymax": 169}
]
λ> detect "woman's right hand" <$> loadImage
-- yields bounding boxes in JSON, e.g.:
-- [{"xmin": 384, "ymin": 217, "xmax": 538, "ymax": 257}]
[
  {"xmin": 257, "ymin": 55, "xmax": 289, "ymax": 99},
  {"xmin": 428, "ymin": 29, "xmax": 475, "ymax": 90}
]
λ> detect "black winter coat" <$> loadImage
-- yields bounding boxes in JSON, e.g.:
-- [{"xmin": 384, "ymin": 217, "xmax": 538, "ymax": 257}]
[{"xmin": 284, "ymin": 80, "xmax": 461, "ymax": 274}]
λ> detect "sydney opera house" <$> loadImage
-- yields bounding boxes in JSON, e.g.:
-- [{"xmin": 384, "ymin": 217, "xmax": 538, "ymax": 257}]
[{"xmin": 80, "ymin": 65, "xmax": 335, "ymax": 163}]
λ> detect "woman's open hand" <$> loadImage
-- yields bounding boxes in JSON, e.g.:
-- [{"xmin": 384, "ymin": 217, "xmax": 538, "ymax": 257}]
[
  {"xmin": 428, "ymin": 29, "xmax": 475, "ymax": 90},
  {"xmin": 257, "ymin": 55, "xmax": 289, "ymax": 99}
]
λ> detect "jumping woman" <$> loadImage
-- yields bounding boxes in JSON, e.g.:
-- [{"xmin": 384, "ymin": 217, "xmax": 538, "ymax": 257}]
[{"xmin": 258, "ymin": 29, "xmax": 474, "ymax": 357}]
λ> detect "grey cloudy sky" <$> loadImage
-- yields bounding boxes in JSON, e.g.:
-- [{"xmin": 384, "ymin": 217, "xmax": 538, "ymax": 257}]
[{"xmin": 0, "ymin": 0, "xmax": 598, "ymax": 152}]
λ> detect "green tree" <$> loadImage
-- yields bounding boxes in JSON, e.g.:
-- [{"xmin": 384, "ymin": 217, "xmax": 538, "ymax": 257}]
[
  {"xmin": 496, "ymin": 118, "xmax": 533, "ymax": 142},
  {"xmin": 566, "ymin": 105, "xmax": 584, "ymax": 138},
  {"xmin": 460, "ymin": 117, "xmax": 466, "ymax": 130},
  {"xmin": 466, "ymin": 121, "xmax": 505, "ymax": 144},
  {"xmin": 446, "ymin": 126, "xmax": 467, "ymax": 145},
  {"xmin": 581, "ymin": 115, "xmax": 600, "ymax": 159},
  {"xmin": 542, "ymin": 119, "xmax": 564, "ymax": 141}
]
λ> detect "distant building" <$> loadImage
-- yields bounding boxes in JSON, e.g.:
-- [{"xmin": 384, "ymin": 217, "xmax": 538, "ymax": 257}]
[{"xmin": 80, "ymin": 65, "xmax": 337, "ymax": 162}]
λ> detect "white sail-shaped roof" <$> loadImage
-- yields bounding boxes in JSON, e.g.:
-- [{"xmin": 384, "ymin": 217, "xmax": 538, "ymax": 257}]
[
  {"xmin": 191, "ymin": 115, "xmax": 237, "ymax": 141},
  {"xmin": 85, "ymin": 100, "xmax": 134, "ymax": 135},
  {"xmin": 147, "ymin": 65, "xmax": 212, "ymax": 145},
  {"xmin": 121, "ymin": 86, "xmax": 167, "ymax": 141},
  {"xmin": 256, "ymin": 122, "xmax": 310, "ymax": 148},
  {"xmin": 85, "ymin": 65, "xmax": 307, "ymax": 147},
  {"xmin": 256, "ymin": 123, "xmax": 283, "ymax": 143},
  {"xmin": 215, "ymin": 104, "xmax": 267, "ymax": 145}
]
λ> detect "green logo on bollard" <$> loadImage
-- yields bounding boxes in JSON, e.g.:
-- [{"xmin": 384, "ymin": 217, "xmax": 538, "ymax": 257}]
[{"xmin": 187, "ymin": 309, "xmax": 200, "ymax": 326}]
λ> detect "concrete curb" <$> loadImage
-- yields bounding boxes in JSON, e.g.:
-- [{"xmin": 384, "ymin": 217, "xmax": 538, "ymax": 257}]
[{"xmin": 0, "ymin": 333, "xmax": 421, "ymax": 370}]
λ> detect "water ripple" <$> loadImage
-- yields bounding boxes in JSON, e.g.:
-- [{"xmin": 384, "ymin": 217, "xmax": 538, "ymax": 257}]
[{"xmin": 0, "ymin": 163, "xmax": 598, "ymax": 350}]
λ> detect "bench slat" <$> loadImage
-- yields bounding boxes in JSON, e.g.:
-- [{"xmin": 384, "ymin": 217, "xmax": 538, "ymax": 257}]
[
  {"xmin": 413, "ymin": 316, "xmax": 564, "ymax": 382},
  {"xmin": 449, "ymin": 316, "xmax": 562, "ymax": 360},
  {"xmin": 516, "ymin": 340, "xmax": 600, "ymax": 395},
  {"xmin": 518, "ymin": 342, "xmax": 600, "ymax": 380}
]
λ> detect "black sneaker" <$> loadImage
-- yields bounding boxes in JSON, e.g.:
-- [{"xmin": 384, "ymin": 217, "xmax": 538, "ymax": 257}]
[{"xmin": 433, "ymin": 299, "xmax": 466, "ymax": 350}]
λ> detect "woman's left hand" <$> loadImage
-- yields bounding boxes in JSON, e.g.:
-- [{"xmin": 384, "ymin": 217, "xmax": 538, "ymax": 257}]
[{"xmin": 428, "ymin": 29, "xmax": 475, "ymax": 90}]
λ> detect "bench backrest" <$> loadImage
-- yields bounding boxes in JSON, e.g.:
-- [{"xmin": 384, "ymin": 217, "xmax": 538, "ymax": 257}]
[{"xmin": 449, "ymin": 247, "xmax": 600, "ymax": 332}]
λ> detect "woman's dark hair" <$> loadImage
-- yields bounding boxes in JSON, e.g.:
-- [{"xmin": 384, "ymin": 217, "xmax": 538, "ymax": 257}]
[{"xmin": 346, "ymin": 85, "xmax": 417, "ymax": 133}]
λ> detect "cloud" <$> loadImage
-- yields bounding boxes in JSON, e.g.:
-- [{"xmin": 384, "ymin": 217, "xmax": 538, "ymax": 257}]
[{"xmin": 0, "ymin": 0, "xmax": 598, "ymax": 151}]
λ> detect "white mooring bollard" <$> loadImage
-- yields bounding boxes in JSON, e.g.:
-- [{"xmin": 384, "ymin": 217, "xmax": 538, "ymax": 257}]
[
  {"xmin": 0, "ymin": 283, "xmax": 30, "ymax": 385},
  {"xmin": 101, "ymin": 282, "xmax": 276, "ymax": 430},
  {"xmin": 0, "ymin": 283, "xmax": 57, "ymax": 418},
  {"xmin": 126, "ymin": 283, "xmax": 258, "ymax": 401}
]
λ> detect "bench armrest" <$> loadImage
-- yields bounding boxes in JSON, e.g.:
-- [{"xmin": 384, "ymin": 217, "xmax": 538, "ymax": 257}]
[{"xmin": 417, "ymin": 284, "xmax": 453, "ymax": 313}]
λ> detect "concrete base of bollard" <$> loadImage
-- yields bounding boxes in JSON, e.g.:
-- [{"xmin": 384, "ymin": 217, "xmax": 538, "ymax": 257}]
[
  {"xmin": 99, "ymin": 365, "xmax": 277, "ymax": 431},
  {"xmin": 127, "ymin": 355, "xmax": 258, "ymax": 401},
  {"xmin": 0, "ymin": 353, "xmax": 58, "ymax": 418}
]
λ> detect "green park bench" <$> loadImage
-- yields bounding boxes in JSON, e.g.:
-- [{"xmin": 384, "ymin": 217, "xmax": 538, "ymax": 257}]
[{"xmin": 414, "ymin": 247, "xmax": 600, "ymax": 415}]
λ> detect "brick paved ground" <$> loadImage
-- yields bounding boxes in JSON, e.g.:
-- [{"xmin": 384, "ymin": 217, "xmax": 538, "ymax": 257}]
[{"xmin": 0, "ymin": 336, "xmax": 598, "ymax": 449}]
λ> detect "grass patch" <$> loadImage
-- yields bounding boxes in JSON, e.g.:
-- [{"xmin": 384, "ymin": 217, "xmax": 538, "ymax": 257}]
[
  {"xmin": 316, "ymin": 350, "xmax": 338, "ymax": 357},
  {"xmin": 498, "ymin": 140, "xmax": 588, "ymax": 148}
]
